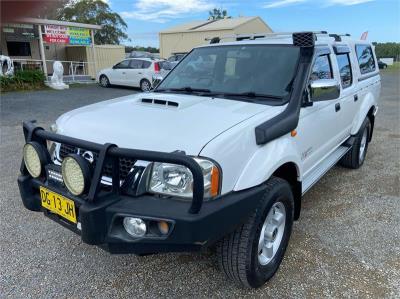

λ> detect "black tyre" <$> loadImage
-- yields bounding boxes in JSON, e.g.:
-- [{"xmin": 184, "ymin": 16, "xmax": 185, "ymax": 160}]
[
  {"xmin": 140, "ymin": 79, "xmax": 151, "ymax": 92},
  {"xmin": 99, "ymin": 75, "xmax": 110, "ymax": 87},
  {"xmin": 217, "ymin": 177, "xmax": 294, "ymax": 288},
  {"xmin": 340, "ymin": 117, "xmax": 371, "ymax": 169}
]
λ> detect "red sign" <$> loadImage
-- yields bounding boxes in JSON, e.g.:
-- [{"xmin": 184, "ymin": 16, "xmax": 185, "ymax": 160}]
[
  {"xmin": 43, "ymin": 25, "xmax": 69, "ymax": 44},
  {"xmin": 43, "ymin": 35, "xmax": 69, "ymax": 43}
]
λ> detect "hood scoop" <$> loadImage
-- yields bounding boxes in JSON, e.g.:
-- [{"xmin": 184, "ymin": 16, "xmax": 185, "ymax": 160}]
[{"xmin": 141, "ymin": 98, "xmax": 179, "ymax": 108}]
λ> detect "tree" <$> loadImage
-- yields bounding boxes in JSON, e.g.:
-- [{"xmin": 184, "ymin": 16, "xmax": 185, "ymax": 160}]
[
  {"xmin": 373, "ymin": 42, "xmax": 400, "ymax": 61},
  {"xmin": 208, "ymin": 8, "xmax": 230, "ymax": 20},
  {"xmin": 57, "ymin": 0, "xmax": 128, "ymax": 45},
  {"xmin": 125, "ymin": 46, "xmax": 159, "ymax": 54}
]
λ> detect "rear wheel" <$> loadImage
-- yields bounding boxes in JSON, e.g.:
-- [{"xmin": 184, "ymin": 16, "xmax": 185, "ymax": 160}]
[
  {"xmin": 140, "ymin": 79, "xmax": 151, "ymax": 92},
  {"xmin": 340, "ymin": 117, "xmax": 371, "ymax": 169},
  {"xmin": 217, "ymin": 177, "xmax": 294, "ymax": 288},
  {"xmin": 99, "ymin": 75, "xmax": 110, "ymax": 87}
]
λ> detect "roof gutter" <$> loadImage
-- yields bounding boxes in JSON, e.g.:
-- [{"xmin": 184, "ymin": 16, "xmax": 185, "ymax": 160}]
[{"xmin": 17, "ymin": 17, "xmax": 102, "ymax": 30}]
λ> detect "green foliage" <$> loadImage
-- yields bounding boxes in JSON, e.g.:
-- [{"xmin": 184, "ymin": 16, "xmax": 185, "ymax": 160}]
[
  {"xmin": 0, "ymin": 70, "xmax": 46, "ymax": 92},
  {"xmin": 57, "ymin": 0, "xmax": 129, "ymax": 45},
  {"xmin": 208, "ymin": 8, "xmax": 230, "ymax": 20},
  {"xmin": 125, "ymin": 46, "xmax": 160, "ymax": 54},
  {"xmin": 373, "ymin": 42, "xmax": 400, "ymax": 61}
]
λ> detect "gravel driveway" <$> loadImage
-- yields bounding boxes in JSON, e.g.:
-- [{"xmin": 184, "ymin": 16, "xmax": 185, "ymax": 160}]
[{"xmin": 1, "ymin": 76, "xmax": 399, "ymax": 298}]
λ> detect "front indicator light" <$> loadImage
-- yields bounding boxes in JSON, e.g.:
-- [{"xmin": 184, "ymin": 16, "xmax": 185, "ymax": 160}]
[
  {"xmin": 62, "ymin": 155, "xmax": 91, "ymax": 196},
  {"xmin": 23, "ymin": 142, "xmax": 47, "ymax": 178},
  {"xmin": 158, "ymin": 221, "xmax": 170, "ymax": 235},
  {"xmin": 194, "ymin": 158, "xmax": 220, "ymax": 198}
]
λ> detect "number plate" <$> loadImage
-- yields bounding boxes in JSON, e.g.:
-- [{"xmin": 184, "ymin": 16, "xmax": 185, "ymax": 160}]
[{"xmin": 40, "ymin": 186, "xmax": 77, "ymax": 223}]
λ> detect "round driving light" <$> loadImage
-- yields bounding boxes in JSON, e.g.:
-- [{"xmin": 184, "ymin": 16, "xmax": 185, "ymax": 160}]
[
  {"xmin": 23, "ymin": 142, "xmax": 47, "ymax": 178},
  {"xmin": 123, "ymin": 217, "xmax": 147, "ymax": 237},
  {"xmin": 62, "ymin": 154, "xmax": 91, "ymax": 196}
]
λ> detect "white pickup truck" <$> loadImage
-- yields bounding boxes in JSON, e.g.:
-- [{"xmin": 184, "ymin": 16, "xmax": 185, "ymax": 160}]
[{"xmin": 19, "ymin": 31, "xmax": 380, "ymax": 288}]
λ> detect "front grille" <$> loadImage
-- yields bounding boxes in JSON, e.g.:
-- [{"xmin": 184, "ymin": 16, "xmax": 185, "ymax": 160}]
[
  {"xmin": 59, "ymin": 143, "xmax": 77, "ymax": 158},
  {"xmin": 58, "ymin": 143, "xmax": 135, "ymax": 181},
  {"xmin": 102, "ymin": 157, "xmax": 135, "ymax": 180}
]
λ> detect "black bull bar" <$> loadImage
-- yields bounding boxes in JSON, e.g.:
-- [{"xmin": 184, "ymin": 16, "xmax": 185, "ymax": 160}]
[{"xmin": 22, "ymin": 121, "xmax": 205, "ymax": 214}]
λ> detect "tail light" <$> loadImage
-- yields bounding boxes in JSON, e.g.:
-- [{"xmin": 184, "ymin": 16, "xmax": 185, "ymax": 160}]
[{"xmin": 154, "ymin": 62, "xmax": 160, "ymax": 73}]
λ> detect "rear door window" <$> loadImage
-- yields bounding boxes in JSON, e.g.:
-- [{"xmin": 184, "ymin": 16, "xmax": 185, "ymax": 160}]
[
  {"xmin": 355, "ymin": 45, "xmax": 376, "ymax": 74},
  {"xmin": 129, "ymin": 59, "xmax": 143, "ymax": 69},
  {"xmin": 336, "ymin": 54, "xmax": 353, "ymax": 88},
  {"xmin": 310, "ymin": 55, "xmax": 333, "ymax": 81}
]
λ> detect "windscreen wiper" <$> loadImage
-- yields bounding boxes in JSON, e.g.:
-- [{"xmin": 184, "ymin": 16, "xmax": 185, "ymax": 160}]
[
  {"xmin": 218, "ymin": 92, "xmax": 283, "ymax": 100},
  {"xmin": 155, "ymin": 87, "xmax": 211, "ymax": 93}
]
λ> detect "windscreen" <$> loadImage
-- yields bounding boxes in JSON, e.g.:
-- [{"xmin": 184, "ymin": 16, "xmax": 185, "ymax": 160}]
[{"xmin": 157, "ymin": 45, "xmax": 300, "ymax": 100}]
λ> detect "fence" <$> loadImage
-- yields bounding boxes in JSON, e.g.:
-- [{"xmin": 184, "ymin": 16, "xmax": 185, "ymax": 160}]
[{"xmin": 11, "ymin": 59, "xmax": 95, "ymax": 82}]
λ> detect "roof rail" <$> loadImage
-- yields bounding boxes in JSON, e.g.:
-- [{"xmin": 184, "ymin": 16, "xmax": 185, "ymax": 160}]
[
  {"xmin": 206, "ymin": 31, "xmax": 329, "ymax": 47},
  {"xmin": 205, "ymin": 31, "xmax": 352, "ymax": 45},
  {"xmin": 329, "ymin": 33, "xmax": 351, "ymax": 42}
]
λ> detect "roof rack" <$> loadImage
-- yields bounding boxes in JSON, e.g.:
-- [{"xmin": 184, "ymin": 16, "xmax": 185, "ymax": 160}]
[
  {"xmin": 329, "ymin": 33, "xmax": 351, "ymax": 42},
  {"xmin": 205, "ymin": 31, "xmax": 352, "ymax": 46}
]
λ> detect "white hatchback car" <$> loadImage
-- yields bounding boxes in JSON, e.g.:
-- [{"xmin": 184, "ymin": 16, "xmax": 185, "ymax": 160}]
[{"xmin": 97, "ymin": 58, "xmax": 169, "ymax": 91}]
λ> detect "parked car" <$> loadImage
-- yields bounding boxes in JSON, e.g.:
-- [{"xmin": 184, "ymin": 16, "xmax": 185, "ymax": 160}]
[
  {"xmin": 127, "ymin": 51, "xmax": 153, "ymax": 59},
  {"xmin": 167, "ymin": 53, "xmax": 187, "ymax": 68},
  {"xmin": 19, "ymin": 31, "xmax": 380, "ymax": 288},
  {"xmin": 150, "ymin": 53, "xmax": 161, "ymax": 59},
  {"xmin": 378, "ymin": 59, "xmax": 388, "ymax": 69},
  {"xmin": 97, "ymin": 58, "xmax": 170, "ymax": 91}
]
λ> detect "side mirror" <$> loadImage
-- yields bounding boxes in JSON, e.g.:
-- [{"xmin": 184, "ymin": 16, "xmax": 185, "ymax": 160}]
[{"xmin": 310, "ymin": 79, "xmax": 340, "ymax": 102}]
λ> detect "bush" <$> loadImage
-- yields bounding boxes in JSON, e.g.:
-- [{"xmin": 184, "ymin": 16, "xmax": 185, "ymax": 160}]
[{"xmin": 0, "ymin": 70, "xmax": 46, "ymax": 92}]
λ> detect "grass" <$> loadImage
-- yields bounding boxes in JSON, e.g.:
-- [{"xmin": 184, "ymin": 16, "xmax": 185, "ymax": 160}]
[
  {"xmin": 382, "ymin": 61, "xmax": 400, "ymax": 73},
  {"xmin": 0, "ymin": 70, "xmax": 46, "ymax": 92}
]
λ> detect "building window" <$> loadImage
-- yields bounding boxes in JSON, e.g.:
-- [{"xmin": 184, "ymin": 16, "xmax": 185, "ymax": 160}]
[
  {"xmin": 7, "ymin": 41, "xmax": 31, "ymax": 56},
  {"xmin": 336, "ymin": 53, "xmax": 353, "ymax": 88},
  {"xmin": 356, "ymin": 45, "xmax": 376, "ymax": 74}
]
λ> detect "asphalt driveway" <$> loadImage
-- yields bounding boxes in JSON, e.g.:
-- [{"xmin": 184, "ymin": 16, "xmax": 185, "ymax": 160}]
[{"xmin": 0, "ymin": 75, "xmax": 399, "ymax": 298}]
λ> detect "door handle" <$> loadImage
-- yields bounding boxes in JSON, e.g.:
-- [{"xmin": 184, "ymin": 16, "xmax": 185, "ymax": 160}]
[
  {"xmin": 335, "ymin": 103, "xmax": 341, "ymax": 112},
  {"xmin": 138, "ymin": 72, "xmax": 142, "ymax": 74},
  {"xmin": 354, "ymin": 95, "xmax": 358, "ymax": 102},
  {"xmin": 122, "ymin": 72, "xmax": 126, "ymax": 74}
]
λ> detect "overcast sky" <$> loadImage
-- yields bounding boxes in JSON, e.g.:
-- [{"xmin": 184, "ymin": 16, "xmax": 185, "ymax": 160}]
[{"xmin": 106, "ymin": 0, "xmax": 400, "ymax": 47}]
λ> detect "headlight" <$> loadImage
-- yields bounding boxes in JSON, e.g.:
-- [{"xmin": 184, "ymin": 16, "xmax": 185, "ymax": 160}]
[
  {"xmin": 148, "ymin": 157, "xmax": 220, "ymax": 199},
  {"xmin": 23, "ymin": 142, "xmax": 47, "ymax": 178},
  {"xmin": 62, "ymin": 155, "xmax": 91, "ymax": 196}
]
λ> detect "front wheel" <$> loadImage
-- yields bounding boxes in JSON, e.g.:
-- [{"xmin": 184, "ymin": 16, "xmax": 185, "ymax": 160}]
[
  {"xmin": 217, "ymin": 177, "xmax": 294, "ymax": 288},
  {"xmin": 99, "ymin": 75, "xmax": 110, "ymax": 87}
]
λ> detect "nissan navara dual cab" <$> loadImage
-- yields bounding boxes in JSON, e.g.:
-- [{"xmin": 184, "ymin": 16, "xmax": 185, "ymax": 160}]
[{"xmin": 19, "ymin": 32, "xmax": 380, "ymax": 288}]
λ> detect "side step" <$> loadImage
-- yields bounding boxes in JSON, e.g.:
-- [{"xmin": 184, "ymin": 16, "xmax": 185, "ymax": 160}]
[{"xmin": 302, "ymin": 145, "xmax": 350, "ymax": 195}]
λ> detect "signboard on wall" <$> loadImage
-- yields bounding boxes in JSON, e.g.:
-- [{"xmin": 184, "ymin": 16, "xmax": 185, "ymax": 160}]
[
  {"xmin": 43, "ymin": 25, "xmax": 91, "ymax": 45},
  {"xmin": 68, "ymin": 27, "xmax": 91, "ymax": 45},
  {"xmin": 44, "ymin": 25, "xmax": 69, "ymax": 43}
]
